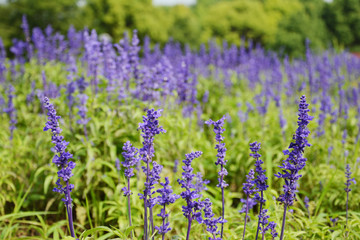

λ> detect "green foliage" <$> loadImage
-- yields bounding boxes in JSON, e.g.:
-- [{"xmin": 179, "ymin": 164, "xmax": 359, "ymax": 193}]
[
  {"xmin": 0, "ymin": 0, "xmax": 83, "ymax": 48},
  {"xmin": 0, "ymin": 0, "xmax": 359, "ymax": 56},
  {"xmin": 322, "ymin": 0, "xmax": 360, "ymax": 49},
  {"xmin": 0, "ymin": 59, "xmax": 359, "ymax": 238}
]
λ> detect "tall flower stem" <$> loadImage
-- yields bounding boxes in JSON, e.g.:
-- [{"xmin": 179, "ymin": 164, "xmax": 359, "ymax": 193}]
[
  {"xmin": 255, "ymin": 191, "xmax": 264, "ymax": 240},
  {"xmin": 66, "ymin": 181, "xmax": 75, "ymax": 238},
  {"xmin": 221, "ymin": 179, "xmax": 225, "ymax": 238},
  {"xmin": 186, "ymin": 217, "xmax": 192, "ymax": 240},
  {"xmin": 205, "ymin": 116, "xmax": 228, "ymax": 239},
  {"xmin": 346, "ymin": 191, "xmax": 349, "ymax": 227},
  {"xmin": 127, "ymin": 178, "xmax": 133, "ymax": 238},
  {"xmin": 150, "ymin": 207, "xmax": 154, "ymax": 240},
  {"xmin": 143, "ymin": 158, "xmax": 150, "ymax": 240},
  {"xmin": 279, "ymin": 205, "xmax": 288, "ymax": 240},
  {"xmin": 161, "ymin": 205, "xmax": 166, "ymax": 240},
  {"xmin": 242, "ymin": 196, "xmax": 249, "ymax": 240}
]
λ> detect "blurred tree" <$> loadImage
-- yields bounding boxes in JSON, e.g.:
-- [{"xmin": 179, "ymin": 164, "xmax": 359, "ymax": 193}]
[
  {"xmin": 0, "ymin": 0, "xmax": 82, "ymax": 47},
  {"xmin": 272, "ymin": 0, "xmax": 329, "ymax": 56},
  {"xmin": 322, "ymin": 0, "xmax": 360, "ymax": 48}
]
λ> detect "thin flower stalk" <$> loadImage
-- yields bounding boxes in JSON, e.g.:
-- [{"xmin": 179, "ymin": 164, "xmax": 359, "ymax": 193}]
[{"xmin": 205, "ymin": 116, "xmax": 228, "ymax": 238}]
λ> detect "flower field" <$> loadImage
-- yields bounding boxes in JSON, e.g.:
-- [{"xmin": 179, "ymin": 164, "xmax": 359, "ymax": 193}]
[{"xmin": 0, "ymin": 17, "xmax": 360, "ymax": 240}]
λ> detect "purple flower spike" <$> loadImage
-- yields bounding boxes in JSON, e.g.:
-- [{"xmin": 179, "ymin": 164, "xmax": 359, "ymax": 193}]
[
  {"xmin": 202, "ymin": 198, "xmax": 224, "ymax": 240},
  {"xmin": 178, "ymin": 151, "xmax": 205, "ymax": 240},
  {"xmin": 258, "ymin": 209, "xmax": 278, "ymax": 239},
  {"xmin": 251, "ymin": 141, "xmax": 268, "ymax": 240},
  {"xmin": 155, "ymin": 177, "xmax": 179, "ymax": 240},
  {"xmin": 345, "ymin": 164, "xmax": 356, "ymax": 226},
  {"xmin": 3, "ymin": 85, "xmax": 17, "ymax": 140},
  {"xmin": 137, "ymin": 108, "xmax": 165, "ymax": 240},
  {"xmin": 206, "ymin": 116, "xmax": 228, "ymax": 238},
  {"xmin": 121, "ymin": 141, "xmax": 140, "ymax": 196},
  {"xmin": 242, "ymin": 169, "xmax": 258, "ymax": 239},
  {"xmin": 275, "ymin": 95, "xmax": 313, "ymax": 240},
  {"xmin": 304, "ymin": 196, "xmax": 310, "ymax": 217},
  {"xmin": 42, "ymin": 97, "xmax": 76, "ymax": 238}
]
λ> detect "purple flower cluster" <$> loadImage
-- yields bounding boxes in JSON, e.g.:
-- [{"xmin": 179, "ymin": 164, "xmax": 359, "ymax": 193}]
[
  {"xmin": 42, "ymin": 96, "xmax": 76, "ymax": 238},
  {"xmin": 202, "ymin": 198, "xmax": 224, "ymax": 240},
  {"xmin": 275, "ymin": 95, "xmax": 313, "ymax": 207},
  {"xmin": 155, "ymin": 177, "xmax": 179, "ymax": 239},
  {"xmin": 258, "ymin": 209, "xmax": 278, "ymax": 239},
  {"xmin": 3, "ymin": 85, "xmax": 17, "ymax": 140},
  {"xmin": 194, "ymin": 172, "xmax": 210, "ymax": 195},
  {"xmin": 250, "ymin": 141, "xmax": 269, "ymax": 240},
  {"xmin": 137, "ymin": 108, "xmax": 165, "ymax": 239},
  {"xmin": 121, "ymin": 141, "xmax": 140, "ymax": 196},
  {"xmin": 345, "ymin": 164, "xmax": 356, "ymax": 226},
  {"xmin": 345, "ymin": 164, "xmax": 356, "ymax": 193},
  {"xmin": 205, "ymin": 116, "xmax": 228, "ymax": 188},
  {"xmin": 178, "ymin": 151, "xmax": 205, "ymax": 240},
  {"xmin": 76, "ymin": 77, "xmax": 90, "ymax": 138},
  {"xmin": 242, "ymin": 169, "xmax": 257, "ymax": 239},
  {"xmin": 275, "ymin": 95, "xmax": 313, "ymax": 240}
]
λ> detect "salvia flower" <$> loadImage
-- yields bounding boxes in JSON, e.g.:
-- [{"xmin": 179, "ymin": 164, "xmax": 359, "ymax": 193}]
[
  {"xmin": 345, "ymin": 164, "xmax": 356, "ymax": 226},
  {"xmin": 3, "ymin": 85, "xmax": 17, "ymax": 140},
  {"xmin": 304, "ymin": 196, "xmax": 310, "ymax": 217},
  {"xmin": 76, "ymin": 77, "xmax": 90, "ymax": 138},
  {"xmin": 194, "ymin": 172, "xmax": 210, "ymax": 195},
  {"xmin": 239, "ymin": 197, "xmax": 257, "ymax": 214},
  {"xmin": 275, "ymin": 95, "xmax": 313, "ymax": 206},
  {"xmin": 155, "ymin": 177, "xmax": 179, "ymax": 240},
  {"xmin": 251, "ymin": 141, "xmax": 268, "ymax": 240},
  {"xmin": 178, "ymin": 151, "xmax": 205, "ymax": 240},
  {"xmin": 137, "ymin": 108, "xmax": 165, "ymax": 240},
  {"xmin": 202, "ymin": 198, "xmax": 224, "ymax": 240},
  {"xmin": 257, "ymin": 209, "xmax": 278, "ymax": 239},
  {"xmin": 43, "ymin": 97, "xmax": 76, "ymax": 238},
  {"xmin": 205, "ymin": 116, "xmax": 228, "ymax": 238},
  {"xmin": 275, "ymin": 95, "xmax": 313, "ymax": 240},
  {"xmin": 121, "ymin": 141, "xmax": 140, "ymax": 196},
  {"xmin": 173, "ymin": 159, "xmax": 179, "ymax": 173},
  {"xmin": 242, "ymin": 169, "xmax": 258, "ymax": 239}
]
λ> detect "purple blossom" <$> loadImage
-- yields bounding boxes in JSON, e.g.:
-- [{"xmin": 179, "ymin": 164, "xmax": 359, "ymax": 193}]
[
  {"xmin": 155, "ymin": 177, "xmax": 179, "ymax": 239},
  {"xmin": 121, "ymin": 141, "xmax": 140, "ymax": 196},
  {"xmin": 275, "ymin": 95, "xmax": 313, "ymax": 207},
  {"xmin": 173, "ymin": 159, "xmax": 179, "ymax": 173},
  {"xmin": 239, "ymin": 197, "xmax": 257, "ymax": 214},
  {"xmin": 177, "ymin": 151, "xmax": 205, "ymax": 240},
  {"xmin": 202, "ymin": 198, "xmax": 224, "ymax": 240},
  {"xmin": 243, "ymin": 169, "xmax": 257, "ymax": 196},
  {"xmin": 76, "ymin": 77, "xmax": 90, "ymax": 138},
  {"xmin": 194, "ymin": 172, "xmax": 210, "ymax": 195},
  {"xmin": 137, "ymin": 108, "xmax": 165, "ymax": 239},
  {"xmin": 3, "ymin": 85, "xmax": 17, "ymax": 140},
  {"xmin": 242, "ymin": 169, "xmax": 257, "ymax": 239},
  {"xmin": 42, "ymin": 97, "xmax": 76, "ymax": 238},
  {"xmin": 275, "ymin": 95, "xmax": 313, "ymax": 240},
  {"xmin": 251, "ymin": 141, "xmax": 268, "ymax": 240}
]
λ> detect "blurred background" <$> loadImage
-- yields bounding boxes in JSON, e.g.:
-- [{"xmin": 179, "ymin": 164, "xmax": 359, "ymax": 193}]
[{"xmin": 0, "ymin": 0, "xmax": 359, "ymax": 57}]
